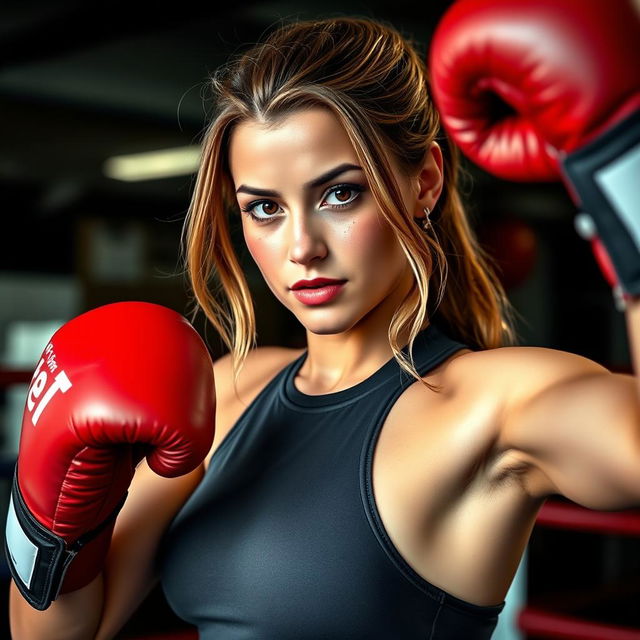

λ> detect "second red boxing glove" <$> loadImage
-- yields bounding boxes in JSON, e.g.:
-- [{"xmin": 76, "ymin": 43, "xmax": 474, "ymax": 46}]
[
  {"xmin": 4, "ymin": 301, "xmax": 216, "ymax": 610},
  {"xmin": 429, "ymin": 0, "xmax": 640, "ymax": 305}
]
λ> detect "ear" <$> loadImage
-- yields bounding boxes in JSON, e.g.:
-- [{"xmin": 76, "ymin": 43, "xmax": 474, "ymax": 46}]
[{"xmin": 414, "ymin": 141, "xmax": 444, "ymax": 216}]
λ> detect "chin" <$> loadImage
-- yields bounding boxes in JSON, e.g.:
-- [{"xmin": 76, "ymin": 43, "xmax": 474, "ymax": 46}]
[
  {"xmin": 306, "ymin": 326, "xmax": 348, "ymax": 337},
  {"xmin": 292, "ymin": 312, "xmax": 354, "ymax": 336},
  {"xmin": 301, "ymin": 310, "xmax": 378, "ymax": 338},
  {"xmin": 299, "ymin": 321, "xmax": 348, "ymax": 336}
]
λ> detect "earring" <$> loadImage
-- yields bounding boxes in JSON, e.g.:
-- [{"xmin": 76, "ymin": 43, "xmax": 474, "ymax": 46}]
[{"xmin": 421, "ymin": 206, "xmax": 432, "ymax": 231}]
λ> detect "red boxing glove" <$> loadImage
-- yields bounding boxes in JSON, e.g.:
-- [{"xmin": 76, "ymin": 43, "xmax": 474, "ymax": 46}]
[
  {"xmin": 4, "ymin": 301, "xmax": 216, "ymax": 610},
  {"xmin": 430, "ymin": 0, "xmax": 640, "ymax": 306}
]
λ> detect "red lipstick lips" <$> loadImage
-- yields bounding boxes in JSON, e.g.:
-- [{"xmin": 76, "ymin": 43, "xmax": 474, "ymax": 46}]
[
  {"xmin": 290, "ymin": 278, "xmax": 347, "ymax": 306},
  {"xmin": 290, "ymin": 277, "xmax": 346, "ymax": 290}
]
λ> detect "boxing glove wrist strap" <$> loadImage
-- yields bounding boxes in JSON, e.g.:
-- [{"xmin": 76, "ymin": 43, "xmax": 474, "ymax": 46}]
[
  {"xmin": 561, "ymin": 108, "xmax": 640, "ymax": 306},
  {"xmin": 4, "ymin": 468, "xmax": 127, "ymax": 610}
]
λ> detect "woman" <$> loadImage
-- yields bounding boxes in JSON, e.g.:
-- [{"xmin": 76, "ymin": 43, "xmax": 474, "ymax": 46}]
[{"xmin": 10, "ymin": 15, "xmax": 640, "ymax": 640}]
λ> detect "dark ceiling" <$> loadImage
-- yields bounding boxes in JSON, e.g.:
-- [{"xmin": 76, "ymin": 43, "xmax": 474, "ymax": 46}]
[
  {"xmin": 0, "ymin": 1, "xmax": 461, "ymax": 274},
  {"xmin": 0, "ymin": 3, "xmax": 453, "ymax": 205}
]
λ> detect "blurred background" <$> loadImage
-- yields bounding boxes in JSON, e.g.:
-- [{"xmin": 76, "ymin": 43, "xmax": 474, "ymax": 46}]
[{"xmin": 0, "ymin": 1, "xmax": 637, "ymax": 639}]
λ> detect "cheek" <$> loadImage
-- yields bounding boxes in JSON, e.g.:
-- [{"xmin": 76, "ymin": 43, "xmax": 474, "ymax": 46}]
[
  {"xmin": 343, "ymin": 216, "xmax": 397, "ymax": 264},
  {"xmin": 244, "ymin": 225, "xmax": 273, "ymax": 268},
  {"xmin": 245, "ymin": 234, "xmax": 264, "ymax": 267},
  {"xmin": 245, "ymin": 235, "xmax": 283, "ymax": 300}
]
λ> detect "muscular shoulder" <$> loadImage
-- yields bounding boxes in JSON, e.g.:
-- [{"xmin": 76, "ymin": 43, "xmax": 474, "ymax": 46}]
[
  {"xmin": 447, "ymin": 346, "xmax": 609, "ymax": 485},
  {"xmin": 451, "ymin": 345, "xmax": 609, "ymax": 410}
]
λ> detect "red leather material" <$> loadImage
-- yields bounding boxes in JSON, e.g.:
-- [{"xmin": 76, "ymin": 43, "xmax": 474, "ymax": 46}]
[
  {"xmin": 429, "ymin": 0, "xmax": 640, "ymax": 181},
  {"xmin": 16, "ymin": 301, "xmax": 216, "ymax": 591}
]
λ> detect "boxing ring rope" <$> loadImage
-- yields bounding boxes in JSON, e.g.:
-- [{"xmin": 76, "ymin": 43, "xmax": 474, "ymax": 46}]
[
  {"xmin": 518, "ymin": 606, "xmax": 640, "ymax": 640},
  {"xmin": 536, "ymin": 500, "xmax": 640, "ymax": 537},
  {"xmin": 517, "ymin": 500, "xmax": 640, "ymax": 639}
]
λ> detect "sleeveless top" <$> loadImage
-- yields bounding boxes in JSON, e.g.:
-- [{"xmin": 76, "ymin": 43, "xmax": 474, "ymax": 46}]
[{"xmin": 158, "ymin": 323, "xmax": 506, "ymax": 639}]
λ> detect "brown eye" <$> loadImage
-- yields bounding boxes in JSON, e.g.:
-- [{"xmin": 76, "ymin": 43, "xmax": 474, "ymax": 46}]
[
  {"xmin": 261, "ymin": 202, "xmax": 279, "ymax": 215},
  {"xmin": 240, "ymin": 199, "xmax": 283, "ymax": 222},
  {"xmin": 334, "ymin": 188, "xmax": 352, "ymax": 202},
  {"xmin": 324, "ymin": 183, "xmax": 364, "ymax": 208}
]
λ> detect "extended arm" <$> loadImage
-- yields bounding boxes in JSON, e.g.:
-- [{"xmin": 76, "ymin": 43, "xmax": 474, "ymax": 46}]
[{"xmin": 495, "ymin": 345, "xmax": 640, "ymax": 509}]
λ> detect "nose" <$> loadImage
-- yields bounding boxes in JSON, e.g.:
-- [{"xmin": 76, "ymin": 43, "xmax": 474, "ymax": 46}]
[{"xmin": 287, "ymin": 210, "xmax": 328, "ymax": 265}]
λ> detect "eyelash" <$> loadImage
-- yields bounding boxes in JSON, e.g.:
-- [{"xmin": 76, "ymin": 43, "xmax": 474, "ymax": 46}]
[{"xmin": 239, "ymin": 183, "xmax": 365, "ymax": 224}]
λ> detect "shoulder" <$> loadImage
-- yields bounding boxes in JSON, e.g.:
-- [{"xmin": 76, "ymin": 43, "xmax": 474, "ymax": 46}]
[
  {"xmin": 439, "ymin": 345, "xmax": 610, "ymax": 492},
  {"xmin": 213, "ymin": 345, "xmax": 305, "ymax": 404},
  {"xmin": 449, "ymin": 345, "xmax": 609, "ymax": 411},
  {"xmin": 449, "ymin": 345, "xmax": 609, "ymax": 464}
]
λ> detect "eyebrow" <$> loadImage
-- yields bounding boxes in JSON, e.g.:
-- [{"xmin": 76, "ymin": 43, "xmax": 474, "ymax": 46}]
[{"xmin": 235, "ymin": 163, "xmax": 363, "ymax": 197}]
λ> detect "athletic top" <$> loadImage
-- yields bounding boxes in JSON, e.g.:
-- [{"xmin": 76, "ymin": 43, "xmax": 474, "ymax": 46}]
[{"xmin": 158, "ymin": 322, "xmax": 506, "ymax": 639}]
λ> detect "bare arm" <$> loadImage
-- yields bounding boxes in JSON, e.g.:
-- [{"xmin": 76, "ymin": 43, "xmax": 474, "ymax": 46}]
[
  {"xmin": 9, "ymin": 460, "xmax": 204, "ymax": 640},
  {"xmin": 495, "ymin": 345, "xmax": 640, "ymax": 509},
  {"xmin": 10, "ymin": 573, "xmax": 103, "ymax": 640}
]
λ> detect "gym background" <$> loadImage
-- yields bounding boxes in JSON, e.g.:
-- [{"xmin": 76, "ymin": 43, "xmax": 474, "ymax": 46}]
[{"xmin": 0, "ymin": 2, "xmax": 638, "ymax": 639}]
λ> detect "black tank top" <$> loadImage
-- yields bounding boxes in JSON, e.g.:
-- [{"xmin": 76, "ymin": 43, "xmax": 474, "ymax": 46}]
[{"xmin": 158, "ymin": 323, "xmax": 505, "ymax": 639}]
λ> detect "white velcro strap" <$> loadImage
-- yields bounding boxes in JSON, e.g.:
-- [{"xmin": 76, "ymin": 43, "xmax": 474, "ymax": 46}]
[
  {"xmin": 595, "ymin": 140, "xmax": 640, "ymax": 252},
  {"xmin": 5, "ymin": 493, "xmax": 38, "ymax": 589},
  {"xmin": 562, "ymin": 108, "xmax": 640, "ymax": 299}
]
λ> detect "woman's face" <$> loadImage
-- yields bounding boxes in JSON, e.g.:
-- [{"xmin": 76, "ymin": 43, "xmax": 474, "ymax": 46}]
[{"xmin": 228, "ymin": 107, "xmax": 419, "ymax": 336}]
